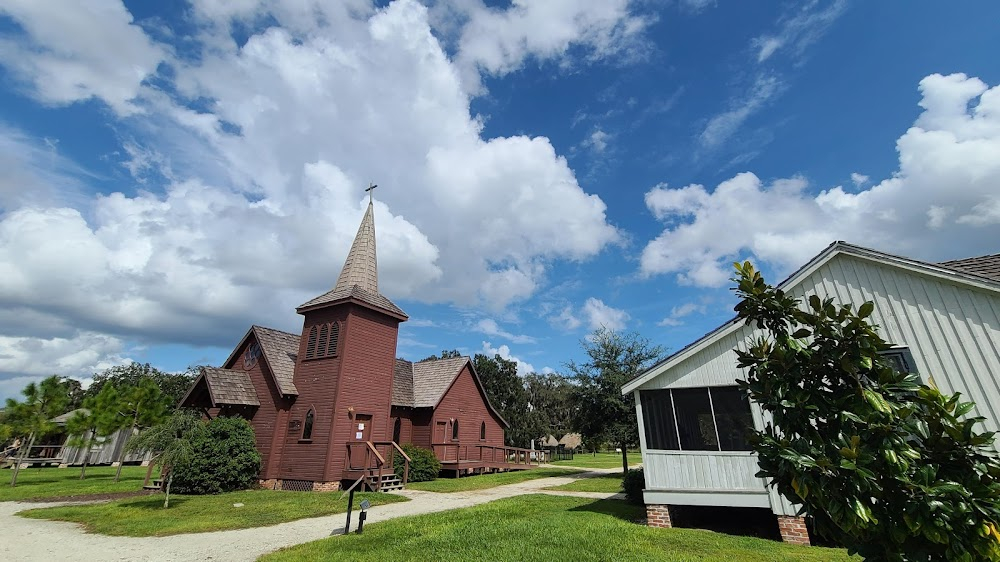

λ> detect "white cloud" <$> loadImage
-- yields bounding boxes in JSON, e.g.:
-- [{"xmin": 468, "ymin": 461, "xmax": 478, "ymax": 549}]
[
  {"xmin": 582, "ymin": 297, "xmax": 629, "ymax": 331},
  {"xmin": 481, "ymin": 341, "xmax": 535, "ymax": 376},
  {"xmin": 677, "ymin": 0, "xmax": 715, "ymax": 13},
  {"xmin": 658, "ymin": 301, "xmax": 706, "ymax": 327},
  {"xmin": 643, "ymin": 73, "xmax": 1000, "ymax": 284},
  {"xmin": 699, "ymin": 74, "xmax": 783, "ymax": 149},
  {"xmin": 850, "ymin": 172, "xmax": 869, "ymax": 187},
  {"xmin": 0, "ymin": 331, "xmax": 132, "ymax": 397},
  {"xmin": 0, "ymin": 0, "xmax": 168, "ymax": 115},
  {"xmin": 451, "ymin": 0, "xmax": 652, "ymax": 93},
  {"xmin": 475, "ymin": 319, "xmax": 536, "ymax": 344},
  {"xmin": 0, "ymin": 0, "xmax": 622, "ymax": 360},
  {"xmin": 549, "ymin": 305, "xmax": 583, "ymax": 331},
  {"xmin": 751, "ymin": 0, "xmax": 847, "ymax": 64},
  {"xmin": 582, "ymin": 128, "xmax": 611, "ymax": 154}
]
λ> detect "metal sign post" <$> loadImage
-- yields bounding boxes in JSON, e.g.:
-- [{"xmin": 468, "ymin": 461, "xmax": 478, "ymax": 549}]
[
  {"xmin": 336, "ymin": 475, "xmax": 368, "ymax": 535},
  {"xmin": 357, "ymin": 499, "xmax": 371, "ymax": 534}
]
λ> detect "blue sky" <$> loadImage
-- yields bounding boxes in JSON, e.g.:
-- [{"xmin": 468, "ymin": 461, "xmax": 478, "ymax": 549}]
[{"xmin": 1, "ymin": 0, "xmax": 999, "ymax": 400}]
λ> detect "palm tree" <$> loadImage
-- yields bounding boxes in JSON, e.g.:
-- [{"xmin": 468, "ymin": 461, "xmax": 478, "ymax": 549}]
[
  {"xmin": 6, "ymin": 376, "xmax": 69, "ymax": 487},
  {"xmin": 125, "ymin": 410, "xmax": 203, "ymax": 508}
]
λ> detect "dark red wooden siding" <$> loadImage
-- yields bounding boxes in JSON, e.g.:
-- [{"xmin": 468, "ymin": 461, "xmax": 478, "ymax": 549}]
[{"xmin": 429, "ymin": 364, "xmax": 505, "ymax": 448}]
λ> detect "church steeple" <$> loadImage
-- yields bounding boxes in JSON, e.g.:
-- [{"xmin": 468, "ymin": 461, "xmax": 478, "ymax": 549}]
[
  {"xmin": 296, "ymin": 187, "xmax": 407, "ymax": 320},
  {"xmin": 334, "ymin": 200, "xmax": 378, "ymax": 294}
]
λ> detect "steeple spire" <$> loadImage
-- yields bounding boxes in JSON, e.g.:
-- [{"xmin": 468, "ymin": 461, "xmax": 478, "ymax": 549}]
[{"xmin": 335, "ymin": 198, "xmax": 379, "ymax": 293}]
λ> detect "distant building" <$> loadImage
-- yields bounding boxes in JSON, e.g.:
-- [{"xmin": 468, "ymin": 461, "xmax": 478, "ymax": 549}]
[
  {"xmin": 179, "ymin": 197, "xmax": 522, "ymax": 491},
  {"xmin": 622, "ymin": 242, "xmax": 1000, "ymax": 545}
]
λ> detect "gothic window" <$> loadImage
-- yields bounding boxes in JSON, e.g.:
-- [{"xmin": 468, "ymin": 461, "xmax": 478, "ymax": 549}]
[
  {"xmin": 302, "ymin": 409, "xmax": 315, "ymax": 441},
  {"xmin": 304, "ymin": 322, "xmax": 341, "ymax": 359},
  {"xmin": 305, "ymin": 326, "xmax": 318, "ymax": 360},
  {"xmin": 452, "ymin": 420, "xmax": 460, "ymax": 441},
  {"xmin": 393, "ymin": 417, "xmax": 401, "ymax": 443},
  {"xmin": 480, "ymin": 421, "xmax": 486, "ymax": 441}
]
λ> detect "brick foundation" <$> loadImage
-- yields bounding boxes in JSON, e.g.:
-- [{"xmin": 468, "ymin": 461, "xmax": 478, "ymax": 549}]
[
  {"xmin": 646, "ymin": 504, "xmax": 673, "ymax": 528},
  {"xmin": 312, "ymin": 481, "xmax": 341, "ymax": 492},
  {"xmin": 776, "ymin": 515, "xmax": 810, "ymax": 546}
]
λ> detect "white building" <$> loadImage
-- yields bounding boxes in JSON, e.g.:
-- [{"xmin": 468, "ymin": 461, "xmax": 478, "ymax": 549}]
[{"xmin": 622, "ymin": 242, "xmax": 1000, "ymax": 545}]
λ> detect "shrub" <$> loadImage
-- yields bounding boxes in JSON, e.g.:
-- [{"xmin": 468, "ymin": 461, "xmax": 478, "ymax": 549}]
[
  {"xmin": 394, "ymin": 443, "xmax": 440, "ymax": 483},
  {"xmin": 170, "ymin": 416, "xmax": 261, "ymax": 495},
  {"xmin": 622, "ymin": 467, "xmax": 645, "ymax": 505}
]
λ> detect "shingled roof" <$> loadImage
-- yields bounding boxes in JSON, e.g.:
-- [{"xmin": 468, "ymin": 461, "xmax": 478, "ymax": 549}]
[
  {"xmin": 940, "ymin": 254, "xmax": 1000, "ymax": 283},
  {"xmin": 198, "ymin": 367, "xmax": 260, "ymax": 406},
  {"xmin": 392, "ymin": 356, "xmax": 509, "ymax": 427},
  {"xmin": 296, "ymin": 201, "xmax": 407, "ymax": 319},
  {"xmin": 252, "ymin": 325, "xmax": 300, "ymax": 395}
]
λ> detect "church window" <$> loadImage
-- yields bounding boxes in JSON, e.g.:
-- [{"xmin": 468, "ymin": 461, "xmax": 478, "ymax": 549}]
[
  {"xmin": 317, "ymin": 324, "xmax": 329, "ymax": 357},
  {"xmin": 452, "ymin": 420, "xmax": 460, "ymax": 441},
  {"xmin": 480, "ymin": 421, "xmax": 486, "ymax": 441},
  {"xmin": 302, "ymin": 409, "xmax": 315, "ymax": 441},
  {"xmin": 393, "ymin": 417, "xmax": 401, "ymax": 443},
  {"xmin": 305, "ymin": 326, "xmax": 318, "ymax": 360},
  {"xmin": 304, "ymin": 323, "xmax": 341, "ymax": 360}
]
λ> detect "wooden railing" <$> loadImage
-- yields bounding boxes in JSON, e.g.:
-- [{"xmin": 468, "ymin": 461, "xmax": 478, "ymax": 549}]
[
  {"xmin": 344, "ymin": 441, "xmax": 410, "ymax": 489},
  {"xmin": 430, "ymin": 443, "xmax": 548, "ymax": 466}
]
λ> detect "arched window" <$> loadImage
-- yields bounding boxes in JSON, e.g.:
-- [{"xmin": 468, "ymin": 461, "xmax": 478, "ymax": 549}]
[
  {"xmin": 452, "ymin": 419, "xmax": 460, "ymax": 441},
  {"xmin": 302, "ymin": 409, "xmax": 315, "ymax": 441},
  {"xmin": 393, "ymin": 417, "xmax": 401, "ymax": 443},
  {"xmin": 317, "ymin": 324, "xmax": 329, "ymax": 356},
  {"xmin": 327, "ymin": 323, "xmax": 340, "ymax": 356},
  {"xmin": 304, "ymin": 326, "xmax": 319, "ymax": 359},
  {"xmin": 480, "ymin": 421, "xmax": 487, "ymax": 441}
]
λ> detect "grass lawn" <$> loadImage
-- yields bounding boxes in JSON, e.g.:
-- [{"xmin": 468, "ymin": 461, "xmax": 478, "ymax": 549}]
[
  {"xmin": 405, "ymin": 467, "xmax": 583, "ymax": 493},
  {"xmin": 262, "ymin": 494, "xmax": 855, "ymax": 562},
  {"xmin": 545, "ymin": 471, "xmax": 624, "ymax": 494},
  {"xmin": 0, "ymin": 465, "xmax": 155, "ymax": 502},
  {"xmin": 549, "ymin": 451, "xmax": 639, "ymax": 469},
  {"xmin": 19, "ymin": 489, "xmax": 409, "ymax": 536}
]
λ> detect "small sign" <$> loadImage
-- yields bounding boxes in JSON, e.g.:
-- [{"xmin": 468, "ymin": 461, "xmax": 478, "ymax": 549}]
[
  {"xmin": 360, "ymin": 499, "xmax": 371, "ymax": 511},
  {"xmin": 357, "ymin": 423, "xmax": 365, "ymax": 430},
  {"xmin": 355, "ymin": 432, "xmax": 363, "ymax": 439}
]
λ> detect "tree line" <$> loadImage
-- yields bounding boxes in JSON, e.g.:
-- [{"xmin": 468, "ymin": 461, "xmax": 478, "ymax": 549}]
[
  {"xmin": 0, "ymin": 363, "xmax": 195, "ymax": 486},
  {"xmin": 425, "ymin": 327, "xmax": 666, "ymax": 474}
]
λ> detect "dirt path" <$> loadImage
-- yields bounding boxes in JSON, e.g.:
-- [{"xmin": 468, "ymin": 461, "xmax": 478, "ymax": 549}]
[{"xmin": 0, "ymin": 469, "xmax": 623, "ymax": 562}]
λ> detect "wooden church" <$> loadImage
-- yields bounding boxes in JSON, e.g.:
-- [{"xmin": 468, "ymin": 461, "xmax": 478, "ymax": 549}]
[{"xmin": 179, "ymin": 196, "xmax": 528, "ymax": 491}]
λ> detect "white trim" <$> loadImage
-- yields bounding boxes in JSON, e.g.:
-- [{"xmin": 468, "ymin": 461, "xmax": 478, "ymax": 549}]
[
  {"xmin": 643, "ymin": 489, "xmax": 771, "ymax": 509},
  {"xmin": 621, "ymin": 241, "xmax": 1000, "ymax": 395}
]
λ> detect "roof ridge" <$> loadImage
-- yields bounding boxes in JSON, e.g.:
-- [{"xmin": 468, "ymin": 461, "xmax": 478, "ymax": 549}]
[{"xmin": 251, "ymin": 325, "xmax": 300, "ymax": 338}]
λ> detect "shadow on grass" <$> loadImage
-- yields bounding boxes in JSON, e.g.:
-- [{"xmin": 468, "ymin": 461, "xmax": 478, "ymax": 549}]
[
  {"xmin": 568, "ymin": 498, "xmax": 645, "ymax": 523},
  {"xmin": 117, "ymin": 496, "xmax": 190, "ymax": 510}
]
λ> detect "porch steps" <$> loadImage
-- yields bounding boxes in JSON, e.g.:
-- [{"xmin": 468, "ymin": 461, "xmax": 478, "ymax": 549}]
[{"xmin": 366, "ymin": 472, "xmax": 404, "ymax": 492}]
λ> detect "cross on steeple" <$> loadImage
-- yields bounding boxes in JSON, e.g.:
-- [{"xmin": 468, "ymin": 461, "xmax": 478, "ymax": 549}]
[{"xmin": 365, "ymin": 182, "xmax": 377, "ymax": 204}]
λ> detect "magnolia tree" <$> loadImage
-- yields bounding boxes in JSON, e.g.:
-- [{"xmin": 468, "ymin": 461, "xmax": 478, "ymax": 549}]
[{"xmin": 732, "ymin": 261, "xmax": 1000, "ymax": 562}]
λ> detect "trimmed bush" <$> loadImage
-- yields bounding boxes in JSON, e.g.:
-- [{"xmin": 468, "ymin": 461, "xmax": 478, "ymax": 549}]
[
  {"xmin": 622, "ymin": 467, "xmax": 645, "ymax": 505},
  {"xmin": 170, "ymin": 416, "xmax": 261, "ymax": 495},
  {"xmin": 394, "ymin": 443, "xmax": 441, "ymax": 483}
]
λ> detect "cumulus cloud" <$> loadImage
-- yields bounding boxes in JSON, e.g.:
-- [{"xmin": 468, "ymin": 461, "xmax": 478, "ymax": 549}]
[
  {"xmin": 0, "ymin": 0, "xmax": 168, "ymax": 115},
  {"xmin": 451, "ymin": 0, "xmax": 652, "ymax": 93},
  {"xmin": 658, "ymin": 301, "xmax": 706, "ymax": 327},
  {"xmin": 850, "ymin": 172, "xmax": 869, "ymax": 187},
  {"xmin": 548, "ymin": 305, "xmax": 583, "ymax": 331},
  {"xmin": 475, "ymin": 319, "xmax": 536, "ymax": 344},
  {"xmin": 643, "ymin": 72, "xmax": 1000, "ymax": 285},
  {"xmin": 481, "ymin": 341, "xmax": 536, "ymax": 376},
  {"xmin": 0, "ymin": 0, "xmax": 627, "ymax": 394},
  {"xmin": 582, "ymin": 297, "xmax": 629, "ymax": 331}
]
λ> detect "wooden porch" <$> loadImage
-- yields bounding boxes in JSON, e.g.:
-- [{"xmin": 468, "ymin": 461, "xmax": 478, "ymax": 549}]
[
  {"xmin": 343, "ymin": 441, "xmax": 411, "ymax": 492},
  {"xmin": 431, "ymin": 443, "xmax": 549, "ymax": 477}
]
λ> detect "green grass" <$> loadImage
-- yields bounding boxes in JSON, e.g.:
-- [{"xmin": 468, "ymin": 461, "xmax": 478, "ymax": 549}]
[
  {"xmin": 405, "ymin": 468, "xmax": 583, "ymax": 492},
  {"xmin": 545, "ymin": 471, "xmax": 624, "ymax": 493},
  {"xmin": 19, "ymin": 489, "xmax": 409, "ymax": 536},
  {"xmin": 0, "ymin": 465, "xmax": 156, "ymax": 502},
  {"xmin": 548, "ymin": 451, "xmax": 640, "ymax": 469},
  {"xmin": 262, "ymin": 494, "xmax": 855, "ymax": 562}
]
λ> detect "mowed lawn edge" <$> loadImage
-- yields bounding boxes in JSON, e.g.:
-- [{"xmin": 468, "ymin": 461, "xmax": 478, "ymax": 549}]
[
  {"xmin": 261, "ymin": 494, "xmax": 856, "ymax": 562},
  {"xmin": 548, "ymin": 452, "xmax": 641, "ymax": 470},
  {"xmin": 0, "ymin": 466, "xmax": 155, "ymax": 502},
  {"xmin": 544, "ymin": 471, "xmax": 624, "ymax": 493},
  {"xmin": 405, "ymin": 467, "xmax": 583, "ymax": 492},
  {"xmin": 18, "ymin": 489, "xmax": 408, "ymax": 536}
]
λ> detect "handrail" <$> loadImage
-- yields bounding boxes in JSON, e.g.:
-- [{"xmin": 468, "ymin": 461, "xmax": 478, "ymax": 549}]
[{"xmin": 365, "ymin": 441, "xmax": 386, "ymax": 466}]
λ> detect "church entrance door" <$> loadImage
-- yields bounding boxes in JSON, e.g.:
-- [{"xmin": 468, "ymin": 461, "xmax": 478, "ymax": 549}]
[{"xmin": 354, "ymin": 414, "xmax": 372, "ymax": 442}]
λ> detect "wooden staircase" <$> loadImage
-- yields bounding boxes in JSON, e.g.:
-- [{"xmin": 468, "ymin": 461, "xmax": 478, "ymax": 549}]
[{"xmin": 367, "ymin": 472, "xmax": 404, "ymax": 492}]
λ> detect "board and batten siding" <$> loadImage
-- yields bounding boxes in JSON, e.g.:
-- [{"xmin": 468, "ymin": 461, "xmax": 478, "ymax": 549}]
[{"xmin": 635, "ymin": 251, "xmax": 1000, "ymax": 516}]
